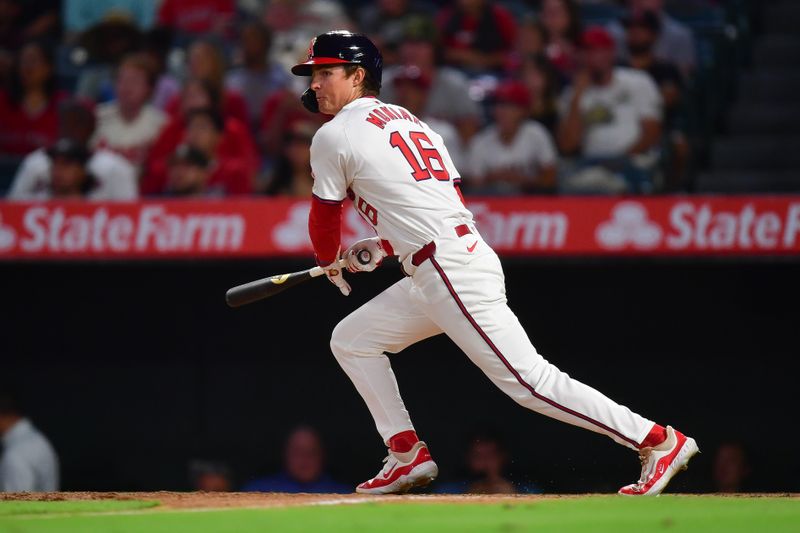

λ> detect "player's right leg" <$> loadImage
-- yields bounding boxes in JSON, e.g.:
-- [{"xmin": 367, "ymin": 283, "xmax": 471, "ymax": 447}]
[{"xmin": 330, "ymin": 276, "xmax": 441, "ymax": 494}]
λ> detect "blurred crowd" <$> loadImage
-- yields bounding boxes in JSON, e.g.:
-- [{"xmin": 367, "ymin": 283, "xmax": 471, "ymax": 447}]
[
  {"xmin": 0, "ymin": 0, "xmax": 750, "ymax": 199},
  {"xmin": 0, "ymin": 385, "xmax": 755, "ymax": 493}
]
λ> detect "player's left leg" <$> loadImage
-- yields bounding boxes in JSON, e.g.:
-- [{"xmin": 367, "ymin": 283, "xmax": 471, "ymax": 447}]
[{"xmin": 408, "ymin": 232, "xmax": 698, "ymax": 494}]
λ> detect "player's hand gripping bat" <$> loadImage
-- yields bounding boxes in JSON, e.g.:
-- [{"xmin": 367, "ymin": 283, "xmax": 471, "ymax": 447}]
[{"xmin": 225, "ymin": 249, "xmax": 372, "ymax": 307}]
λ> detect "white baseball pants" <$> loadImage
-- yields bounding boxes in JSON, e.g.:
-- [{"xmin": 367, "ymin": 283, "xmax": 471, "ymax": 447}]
[{"xmin": 330, "ymin": 222, "xmax": 654, "ymax": 451}]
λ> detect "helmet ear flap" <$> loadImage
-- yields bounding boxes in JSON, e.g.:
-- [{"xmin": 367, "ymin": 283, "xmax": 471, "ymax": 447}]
[{"xmin": 301, "ymin": 88, "xmax": 319, "ymax": 113}]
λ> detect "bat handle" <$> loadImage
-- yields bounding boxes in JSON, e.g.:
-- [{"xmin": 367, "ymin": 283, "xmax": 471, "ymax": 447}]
[{"xmin": 308, "ymin": 258, "xmax": 348, "ymax": 278}]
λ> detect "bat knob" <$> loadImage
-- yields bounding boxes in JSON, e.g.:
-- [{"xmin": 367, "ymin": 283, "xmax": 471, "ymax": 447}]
[{"xmin": 357, "ymin": 249, "xmax": 372, "ymax": 265}]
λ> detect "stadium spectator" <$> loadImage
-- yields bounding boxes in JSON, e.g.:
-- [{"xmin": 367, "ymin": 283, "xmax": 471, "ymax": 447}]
[
  {"xmin": 435, "ymin": 431, "xmax": 543, "ymax": 494},
  {"xmin": 464, "ymin": 433, "xmax": 516, "ymax": 494},
  {"xmin": 146, "ymin": 107, "xmax": 254, "ymax": 196},
  {"xmin": 357, "ymin": 0, "xmax": 432, "ymax": 67},
  {"xmin": 0, "ymin": 0, "xmax": 24, "ymax": 84},
  {"xmin": 380, "ymin": 16, "xmax": 482, "ymax": 146},
  {"xmin": 258, "ymin": 85, "xmax": 329, "ymax": 174},
  {"xmin": 242, "ymin": 426, "xmax": 349, "ymax": 493},
  {"xmin": 505, "ymin": 15, "xmax": 548, "ymax": 74},
  {"xmin": 144, "ymin": 77, "xmax": 258, "ymax": 195},
  {"xmin": 142, "ymin": 27, "xmax": 182, "ymax": 110},
  {"xmin": 391, "ymin": 65, "xmax": 465, "ymax": 170},
  {"xmin": 165, "ymin": 39, "xmax": 248, "ymax": 126},
  {"xmin": 466, "ymin": 81, "xmax": 557, "ymax": 195},
  {"xmin": 557, "ymin": 27, "xmax": 662, "ymax": 193},
  {"xmin": 0, "ymin": 1, "xmax": 58, "ymax": 50},
  {"xmin": 156, "ymin": 0, "xmax": 235, "ymax": 40},
  {"xmin": 92, "ymin": 53, "xmax": 168, "ymax": 174},
  {"xmin": 520, "ymin": 53, "xmax": 561, "ymax": 135},
  {"xmin": 64, "ymin": 0, "xmax": 157, "ymax": 37},
  {"xmin": 540, "ymin": 0, "xmax": 583, "ymax": 78},
  {"xmin": 608, "ymin": 0, "xmax": 697, "ymax": 75},
  {"xmin": 263, "ymin": 0, "xmax": 354, "ymax": 74},
  {"xmin": 8, "ymin": 136, "xmax": 137, "ymax": 200},
  {"xmin": 264, "ymin": 120, "xmax": 318, "ymax": 197},
  {"xmin": 0, "ymin": 40, "xmax": 64, "ymax": 157},
  {"xmin": 188, "ymin": 460, "xmax": 233, "ymax": 492},
  {"xmin": 73, "ymin": 17, "xmax": 144, "ymax": 103},
  {"xmin": 225, "ymin": 21, "xmax": 288, "ymax": 132},
  {"xmin": 712, "ymin": 442, "xmax": 751, "ymax": 493},
  {"xmin": 436, "ymin": 0, "xmax": 517, "ymax": 73},
  {"xmin": 0, "ymin": 389, "xmax": 59, "ymax": 492},
  {"xmin": 622, "ymin": 10, "xmax": 688, "ymax": 189},
  {"xmin": 164, "ymin": 143, "xmax": 213, "ymax": 196}
]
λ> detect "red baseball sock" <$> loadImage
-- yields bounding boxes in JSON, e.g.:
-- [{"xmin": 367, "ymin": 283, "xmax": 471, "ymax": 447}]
[
  {"xmin": 640, "ymin": 424, "xmax": 668, "ymax": 448},
  {"xmin": 388, "ymin": 430, "xmax": 419, "ymax": 454}
]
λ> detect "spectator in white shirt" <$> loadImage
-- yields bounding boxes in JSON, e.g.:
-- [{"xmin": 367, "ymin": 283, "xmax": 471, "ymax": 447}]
[
  {"xmin": 8, "ymin": 101, "xmax": 138, "ymax": 201},
  {"xmin": 8, "ymin": 138, "xmax": 137, "ymax": 200},
  {"xmin": 92, "ymin": 53, "xmax": 168, "ymax": 175},
  {"xmin": 0, "ymin": 391, "xmax": 59, "ymax": 492},
  {"xmin": 467, "ymin": 81, "xmax": 557, "ymax": 195},
  {"xmin": 558, "ymin": 26, "xmax": 662, "ymax": 193}
]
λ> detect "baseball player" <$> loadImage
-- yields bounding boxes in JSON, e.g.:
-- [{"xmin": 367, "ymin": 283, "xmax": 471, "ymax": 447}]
[{"xmin": 292, "ymin": 30, "xmax": 698, "ymax": 495}]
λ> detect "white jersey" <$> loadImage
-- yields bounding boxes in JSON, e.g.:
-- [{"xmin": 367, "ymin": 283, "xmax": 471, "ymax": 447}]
[{"xmin": 310, "ymin": 97, "xmax": 472, "ymax": 260}]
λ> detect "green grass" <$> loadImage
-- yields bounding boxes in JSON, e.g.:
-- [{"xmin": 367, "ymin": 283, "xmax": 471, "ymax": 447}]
[
  {"xmin": 0, "ymin": 496, "xmax": 797, "ymax": 533},
  {"xmin": 0, "ymin": 499, "xmax": 157, "ymax": 517}
]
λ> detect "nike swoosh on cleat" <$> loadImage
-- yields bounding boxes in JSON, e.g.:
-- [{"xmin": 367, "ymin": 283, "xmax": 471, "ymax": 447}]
[
  {"xmin": 382, "ymin": 463, "xmax": 398, "ymax": 480},
  {"xmin": 467, "ymin": 241, "xmax": 478, "ymax": 253}
]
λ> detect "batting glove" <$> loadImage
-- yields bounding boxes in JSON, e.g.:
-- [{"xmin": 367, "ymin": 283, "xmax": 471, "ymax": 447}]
[
  {"xmin": 322, "ymin": 260, "xmax": 351, "ymax": 296},
  {"xmin": 344, "ymin": 237, "xmax": 387, "ymax": 273}
]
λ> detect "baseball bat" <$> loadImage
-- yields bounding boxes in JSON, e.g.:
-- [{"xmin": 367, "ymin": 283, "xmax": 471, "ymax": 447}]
[{"xmin": 225, "ymin": 250, "xmax": 372, "ymax": 307}]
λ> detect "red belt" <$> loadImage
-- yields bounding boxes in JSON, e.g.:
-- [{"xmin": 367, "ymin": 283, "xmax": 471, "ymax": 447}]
[{"xmin": 411, "ymin": 224, "xmax": 472, "ymax": 267}]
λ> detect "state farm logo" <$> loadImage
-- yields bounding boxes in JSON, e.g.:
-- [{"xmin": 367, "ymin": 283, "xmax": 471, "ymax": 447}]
[
  {"xmin": 0, "ymin": 211, "xmax": 17, "ymax": 251},
  {"xmin": 4, "ymin": 205, "xmax": 245, "ymax": 254},
  {"xmin": 471, "ymin": 203, "xmax": 567, "ymax": 250},
  {"xmin": 596, "ymin": 202, "xmax": 662, "ymax": 250},
  {"xmin": 273, "ymin": 201, "xmax": 373, "ymax": 251}
]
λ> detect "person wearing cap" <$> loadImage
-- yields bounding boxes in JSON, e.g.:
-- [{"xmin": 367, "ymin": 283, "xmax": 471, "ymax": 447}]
[
  {"xmin": 623, "ymin": 10, "xmax": 688, "ymax": 190},
  {"xmin": 467, "ymin": 81, "xmax": 557, "ymax": 195},
  {"xmin": 557, "ymin": 26, "xmax": 663, "ymax": 193},
  {"xmin": 165, "ymin": 143, "xmax": 212, "ymax": 196},
  {"xmin": 391, "ymin": 65, "xmax": 465, "ymax": 171},
  {"xmin": 379, "ymin": 15, "xmax": 482, "ymax": 146},
  {"xmin": 607, "ymin": 0, "xmax": 696, "ymax": 75},
  {"xmin": 7, "ymin": 100, "xmax": 138, "ymax": 201},
  {"xmin": 265, "ymin": 120, "xmax": 320, "ymax": 197}
]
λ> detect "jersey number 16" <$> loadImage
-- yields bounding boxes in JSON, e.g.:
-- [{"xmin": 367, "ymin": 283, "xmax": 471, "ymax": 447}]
[{"xmin": 390, "ymin": 131, "xmax": 451, "ymax": 182}]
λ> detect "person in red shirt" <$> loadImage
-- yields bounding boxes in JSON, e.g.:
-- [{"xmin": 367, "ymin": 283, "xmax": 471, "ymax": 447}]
[
  {"xmin": 165, "ymin": 39, "xmax": 248, "ymax": 126},
  {"xmin": 156, "ymin": 0, "xmax": 235, "ymax": 38},
  {"xmin": 0, "ymin": 40, "xmax": 64, "ymax": 157},
  {"xmin": 142, "ymin": 80, "xmax": 257, "ymax": 195},
  {"xmin": 437, "ymin": 0, "xmax": 517, "ymax": 72}
]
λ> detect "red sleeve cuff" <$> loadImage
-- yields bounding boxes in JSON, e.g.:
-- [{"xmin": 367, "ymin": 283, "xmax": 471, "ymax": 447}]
[{"xmin": 309, "ymin": 194, "xmax": 343, "ymax": 265}]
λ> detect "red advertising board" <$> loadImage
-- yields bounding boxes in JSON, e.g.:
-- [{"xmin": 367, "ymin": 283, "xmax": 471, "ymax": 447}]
[{"xmin": 1, "ymin": 196, "xmax": 799, "ymax": 260}]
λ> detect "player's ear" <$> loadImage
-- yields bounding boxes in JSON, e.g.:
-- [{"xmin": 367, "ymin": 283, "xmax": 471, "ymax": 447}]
[{"xmin": 353, "ymin": 67, "xmax": 365, "ymax": 87}]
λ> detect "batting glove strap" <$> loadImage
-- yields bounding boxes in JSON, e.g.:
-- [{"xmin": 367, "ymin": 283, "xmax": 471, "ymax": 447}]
[
  {"xmin": 344, "ymin": 237, "xmax": 387, "ymax": 273},
  {"xmin": 322, "ymin": 250, "xmax": 351, "ymax": 296}
]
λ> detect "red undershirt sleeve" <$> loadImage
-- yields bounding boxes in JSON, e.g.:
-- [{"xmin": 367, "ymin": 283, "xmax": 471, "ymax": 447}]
[{"xmin": 309, "ymin": 194, "xmax": 343, "ymax": 266}]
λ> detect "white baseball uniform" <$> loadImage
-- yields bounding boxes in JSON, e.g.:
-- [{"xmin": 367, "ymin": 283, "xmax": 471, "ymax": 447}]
[{"xmin": 311, "ymin": 97, "xmax": 655, "ymax": 451}]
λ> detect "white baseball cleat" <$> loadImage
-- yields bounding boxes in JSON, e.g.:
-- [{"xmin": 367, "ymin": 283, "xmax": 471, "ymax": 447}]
[
  {"xmin": 355, "ymin": 441, "xmax": 439, "ymax": 495},
  {"xmin": 619, "ymin": 426, "xmax": 699, "ymax": 496}
]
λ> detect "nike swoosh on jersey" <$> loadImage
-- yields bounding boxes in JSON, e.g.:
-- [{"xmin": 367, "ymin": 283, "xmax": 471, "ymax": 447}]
[{"xmin": 467, "ymin": 241, "xmax": 478, "ymax": 253}]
